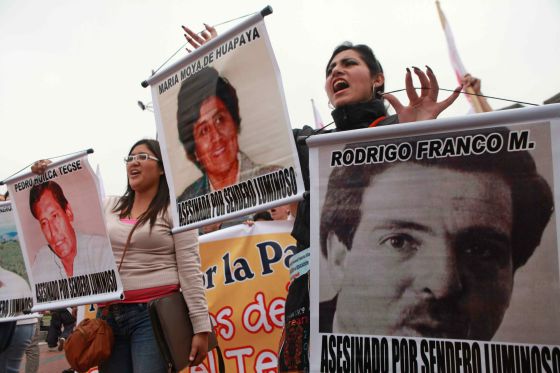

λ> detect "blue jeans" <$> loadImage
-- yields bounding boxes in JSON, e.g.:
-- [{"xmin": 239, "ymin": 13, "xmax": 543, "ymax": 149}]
[
  {"xmin": 98, "ymin": 303, "xmax": 167, "ymax": 373},
  {"xmin": 24, "ymin": 322, "xmax": 40, "ymax": 373},
  {"xmin": 0, "ymin": 323, "xmax": 35, "ymax": 373}
]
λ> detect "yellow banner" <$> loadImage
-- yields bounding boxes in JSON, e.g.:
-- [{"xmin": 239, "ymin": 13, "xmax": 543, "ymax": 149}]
[{"xmin": 187, "ymin": 221, "xmax": 296, "ymax": 372}]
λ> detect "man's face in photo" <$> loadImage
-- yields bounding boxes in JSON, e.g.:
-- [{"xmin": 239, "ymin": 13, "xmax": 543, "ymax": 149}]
[
  {"xmin": 328, "ymin": 163, "xmax": 515, "ymax": 340},
  {"xmin": 34, "ymin": 190, "xmax": 77, "ymax": 261}
]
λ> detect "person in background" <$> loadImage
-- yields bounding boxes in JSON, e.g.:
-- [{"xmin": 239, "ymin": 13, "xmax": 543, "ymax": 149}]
[
  {"xmin": 45, "ymin": 308, "xmax": 75, "ymax": 352},
  {"xmin": 0, "ymin": 321, "xmax": 16, "ymax": 356},
  {"xmin": 269, "ymin": 204, "xmax": 292, "ymax": 221},
  {"xmin": 0, "ymin": 320, "xmax": 34, "ymax": 373},
  {"xmin": 242, "ymin": 210, "xmax": 273, "ymax": 227},
  {"xmin": 252, "ymin": 211, "xmax": 273, "ymax": 222},
  {"xmin": 0, "ymin": 188, "xmax": 38, "ymax": 373},
  {"xmin": 0, "ymin": 267, "xmax": 35, "ymax": 373}
]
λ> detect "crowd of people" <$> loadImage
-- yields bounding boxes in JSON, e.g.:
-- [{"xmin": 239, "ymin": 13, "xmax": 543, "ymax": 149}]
[{"xmin": 0, "ymin": 20, "xmax": 510, "ymax": 373}]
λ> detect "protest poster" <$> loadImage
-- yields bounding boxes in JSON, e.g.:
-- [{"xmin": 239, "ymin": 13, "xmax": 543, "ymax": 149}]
[
  {"xmin": 0, "ymin": 201, "xmax": 40, "ymax": 322},
  {"xmin": 4, "ymin": 153, "xmax": 123, "ymax": 311},
  {"xmin": 144, "ymin": 8, "xmax": 305, "ymax": 232},
  {"xmin": 307, "ymin": 104, "xmax": 560, "ymax": 372},
  {"xmin": 186, "ymin": 221, "xmax": 295, "ymax": 372}
]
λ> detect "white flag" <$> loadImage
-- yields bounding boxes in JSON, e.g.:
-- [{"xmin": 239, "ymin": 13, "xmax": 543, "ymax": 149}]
[
  {"xmin": 311, "ymin": 99, "xmax": 325, "ymax": 129},
  {"xmin": 435, "ymin": 1, "xmax": 483, "ymax": 112}
]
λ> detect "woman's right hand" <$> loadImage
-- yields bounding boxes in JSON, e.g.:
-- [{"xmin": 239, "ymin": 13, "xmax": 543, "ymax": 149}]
[
  {"xmin": 31, "ymin": 160, "xmax": 52, "ymax": 174},
  {"xmin": 189, "ymin": 331, "xmax": 209, "ymax": 366},
  {"xmin": 383, "ymin": 66, "xmax": 461, "ymax": 123},
  {"xmin": 182, "ymin": 23, "xmax": 217, "ymax": 52}
]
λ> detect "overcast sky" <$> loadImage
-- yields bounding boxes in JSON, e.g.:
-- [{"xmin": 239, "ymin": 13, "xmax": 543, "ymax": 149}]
[{"xmin": 1, "ymin": 0, "xmax": 558, "ymax": 195}]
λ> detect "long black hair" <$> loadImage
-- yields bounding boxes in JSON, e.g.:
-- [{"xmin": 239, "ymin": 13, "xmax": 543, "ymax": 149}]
[{"xmin": 113, "ymin": 139, "xmax": 170, "ymax": 231}]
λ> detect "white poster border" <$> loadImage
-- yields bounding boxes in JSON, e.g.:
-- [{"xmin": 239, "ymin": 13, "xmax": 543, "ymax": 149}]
[
  {"xmin": 308, "ymin": 104, "xmax": 560, "ymax": 371},
  {"xmin": 148, "ymin": 13, "xmax": 304, "ymax": 233},
  {"xmin": 5, "ymin": 153, "xmax": 123, "ymax": 311}
]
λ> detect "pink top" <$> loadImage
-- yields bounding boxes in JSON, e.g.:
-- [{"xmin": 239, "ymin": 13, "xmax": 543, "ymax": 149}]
[
  {"xmin": 120, "ymin": 217, "xmax": 138, "ymax": 225},
  {"xmin": 121, "ymin": 284, "xmax": 179, "ymax": 303}
]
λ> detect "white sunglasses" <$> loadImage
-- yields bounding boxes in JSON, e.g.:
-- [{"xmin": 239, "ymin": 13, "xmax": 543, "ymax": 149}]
[{"xmin": 124, "ymin": 153, "xmax": 160, "ymax": 163}]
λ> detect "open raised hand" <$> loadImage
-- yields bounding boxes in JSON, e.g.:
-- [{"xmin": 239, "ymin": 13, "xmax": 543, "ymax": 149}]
[{"xmin": 383, "ymin": 66, "xmax": 462, "ymax": 123}]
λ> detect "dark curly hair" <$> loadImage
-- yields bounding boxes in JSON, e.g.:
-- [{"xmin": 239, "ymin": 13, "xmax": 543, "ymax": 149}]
[
  {"xmin": 176, "ymin": 67, "xmax": 241, "ymax": 169},
  {"xmin": 29, "ymin": 181, "xmax": 69, "ymax": 219}
]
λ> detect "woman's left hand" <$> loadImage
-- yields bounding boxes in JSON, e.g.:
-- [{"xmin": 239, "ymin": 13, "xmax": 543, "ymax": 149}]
[
  {"xmin": 182, "ymin": 23, "xmax": 217, "ymax": 52},
  {"xmin": 189, "ymin": 332, "xmax": 210, "ymax": 366},
  {"xmin": 383, "ymin": 66, "xmax": 462, "ymax": 123}
]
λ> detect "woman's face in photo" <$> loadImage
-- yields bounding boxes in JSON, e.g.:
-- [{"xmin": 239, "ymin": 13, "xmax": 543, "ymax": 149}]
[
  {"xmin": 325, "ymin": 49, "xmax": 378, "ymax": 108},
  {"xmin": 193, "ymin": 96, "xmax": 239, "ymax": 177}
]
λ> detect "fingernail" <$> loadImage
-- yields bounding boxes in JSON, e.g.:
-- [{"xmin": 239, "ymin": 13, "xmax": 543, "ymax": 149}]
[
  {"xmin": 412, "ymin": 66, "xmax": 420, "ymax": 71},
  {"xmin": 406, "ymin": 67, "xmax": 411, "ymax": 73},
  {"xmin": 425, "ymin": 65, "xmax": 433, "ymax": 72}
]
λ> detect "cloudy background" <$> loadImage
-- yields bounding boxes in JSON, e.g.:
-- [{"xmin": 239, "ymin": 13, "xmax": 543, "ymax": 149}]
[{"xmin": 1, "ymin": 0, "xmax": 558, "ymax": 195}]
